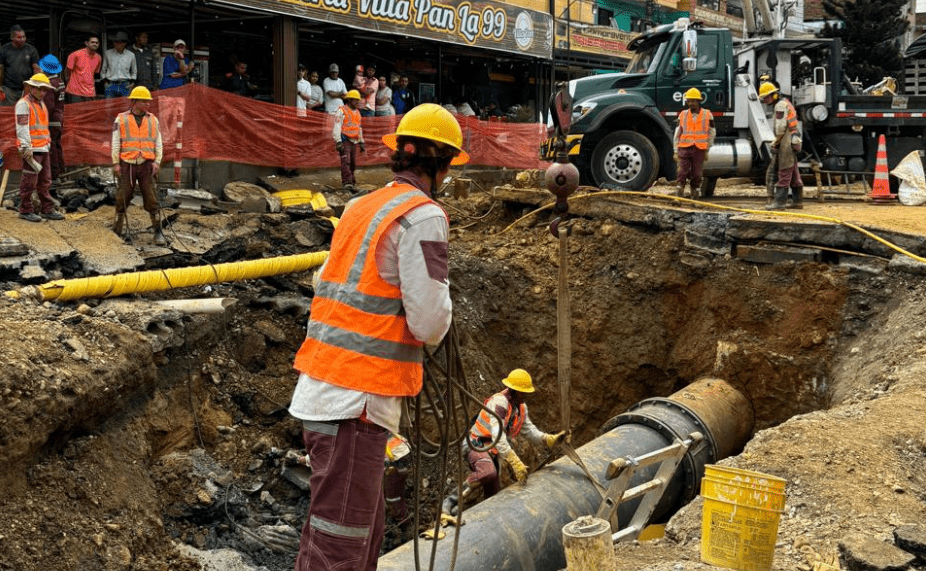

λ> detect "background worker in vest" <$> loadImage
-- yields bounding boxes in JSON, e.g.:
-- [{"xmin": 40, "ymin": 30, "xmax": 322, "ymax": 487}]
[
  {"xmin": 440, "ymin": 369, "xmax": 566, "ymax": 517},
  {"xmin": 673, "ymin": 87, "xmax": 715, "ymax": 199},
  {"xmin": 760, "ymin": 82, "xmax": 804, "ymax": 210},
  {"xmin": 333, "ymin": 89, "xmax": 364, "ymax": 192},
  {"xmin": 288, "ymin": 103, "xmax": 467, "ymax": 571},
  {"xmin": 15, "ymin": 73, "xmax": 64, "ymax": 222},
  {"xmin": 111, "ymin": 86, "xmax": 165, "ymax": 245}
]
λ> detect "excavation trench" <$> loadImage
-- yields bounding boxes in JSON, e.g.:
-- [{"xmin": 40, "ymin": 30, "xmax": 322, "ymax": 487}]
[{"xmin": 0, "ymin": 196, "xmax": 916, "ymax": 571}]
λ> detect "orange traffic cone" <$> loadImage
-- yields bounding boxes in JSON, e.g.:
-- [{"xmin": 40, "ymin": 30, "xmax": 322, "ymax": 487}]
[{"xmin": 869, "ymin": 134, "xmax": 897, "ymax": 203}]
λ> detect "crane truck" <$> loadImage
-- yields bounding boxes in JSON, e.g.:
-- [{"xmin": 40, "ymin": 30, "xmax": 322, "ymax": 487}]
[{"xmin": 541, "ymin": 17, "xmax": 926, "ymax": 197}]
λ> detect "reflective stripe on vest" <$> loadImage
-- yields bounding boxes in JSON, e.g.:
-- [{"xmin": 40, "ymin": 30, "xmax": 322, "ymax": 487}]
[
  {"xmin": 118, "ymin": 112, "xmax": 158, "ymax": 162},
  {"xmin": 340, "ymin": 105, "xmax": 361, "ymax": 140},
  {"xmin": 27, "ymin": 99, "xmax": 50, "ymax": 149},
  {"xmin": 469, "ymin": 391, "xmax": 526, "ymax": 452},
  {"xmin": 678, "ymin": 108, "xmax": 711, "ymax": 150},
  {"xmin": 293, "ymin": 184, "xmax": 446, "ymax": 397}
]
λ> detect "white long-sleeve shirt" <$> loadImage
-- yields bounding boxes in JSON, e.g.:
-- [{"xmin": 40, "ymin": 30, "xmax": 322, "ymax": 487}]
[
  {"xmin": 111, "ymin": 112, "xmax": 163, "ymax": 165},
  {"xmin": 479, "ymin": 392, "xmax": 544, "ymax": 456},
  {"xmin": 14, "ymin": 96, "xmax": 49, "ymax": 152},
  {"xmin": 289, "ymin": 176, "xmax": 452, "ymax": 433},
  {"xmin": 331, "ymin": 105, "xmax": 364, "ymax": 144}
]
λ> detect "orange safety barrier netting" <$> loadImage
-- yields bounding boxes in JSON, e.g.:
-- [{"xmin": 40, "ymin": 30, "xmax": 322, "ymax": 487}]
[{"xmin": 0, "ymin": 83, "xmax": 547, "ymax": 172}]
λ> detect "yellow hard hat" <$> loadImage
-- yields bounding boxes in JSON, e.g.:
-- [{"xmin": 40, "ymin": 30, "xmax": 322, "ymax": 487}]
[
  {"xmin": 501, "ymin": 368, "xmax": 535, "ymax": 393},
  {"xmin": 129, "ymin": 86, "xmax": 152, "ymax": 100},
  {"xmin": 381, "ymin": 103, "xmax": 470, "ymax": 165},
  {"xmin": 344, "ymin": 89, "xmax": 361, "ymax": 100},
  {"xmin": 23, "ymin": 73, "xmax": 52, "ymax": 88},
  {"xmin": 684, "ymin": 87, "xmax": 703, "ymax": 101},
  {"xmin": 759, "ymin": 82, "xmax": 779, "ymax": 99}
]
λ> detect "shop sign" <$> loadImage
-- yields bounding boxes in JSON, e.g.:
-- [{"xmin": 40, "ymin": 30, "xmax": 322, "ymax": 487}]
[
  {"xmin": 244, "ymin": 0, "xmax": 553, "ymax": 58},
  {"xmin": 556, "ymin": 25, "xmax": 636, "ymax": 59}
]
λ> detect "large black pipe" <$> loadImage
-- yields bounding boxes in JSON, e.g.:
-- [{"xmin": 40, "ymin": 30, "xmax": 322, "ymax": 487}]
[{"xmin": 378, "ymin": 378, "xmax": 754, "ymax": 571}]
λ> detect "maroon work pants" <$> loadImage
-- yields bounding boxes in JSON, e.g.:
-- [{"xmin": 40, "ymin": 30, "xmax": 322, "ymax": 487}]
[
  {"xmin": 18, "ymin": 151, "xmax": 54, "ymax": 215},
  {"xmin": 676, "ymin": 145, "xmax": 707, "ymax": 187},
  {"xmin": 116, "ymin": 160, "xmax": 158, "ymax": 214},
  {"xmin": 295, "ymin": 418, "xmax": 388, "ymax": 571},
  {"xmin": 339, "ymin": 140, "xmax": 358, "ymax": 186},
  {"xmin": 776, "ymin": 161, "xmax": 803, "ymax": 189},
  {"xmin": 465, "ymin": 449, "xmax": 501, "ymax": 499}
]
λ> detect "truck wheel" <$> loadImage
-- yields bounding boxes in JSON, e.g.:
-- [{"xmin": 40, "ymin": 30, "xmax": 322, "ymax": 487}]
[
  {"xmin": 701, "ymin": 177, "xmax": 718, "ymax": 198},
  {"xmin": 590, "ymin": 131, "xmax": 660, "ymax": 191}
]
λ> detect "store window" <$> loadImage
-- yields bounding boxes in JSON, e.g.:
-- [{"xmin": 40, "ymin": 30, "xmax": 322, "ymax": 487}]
[
  {"xmin": 697, "ymin": 0, "xmax": 721, "ymax": 11},
  {"xmin": 726, "ymin": 0, "xmax": 744, "ymax": 18},
  {"xmin": 598, "ymin": 7, "xmax": 614, "ymax": 26}
]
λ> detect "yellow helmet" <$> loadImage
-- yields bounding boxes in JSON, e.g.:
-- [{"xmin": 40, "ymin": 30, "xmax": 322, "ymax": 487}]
[
  {"xmin": 23, "ymin": 73, "xmax": 52, "ymax": 88},
  {"xmin": 502, "ymin": 368, "xmax": 535, "ymax": 393},
  {"xmin": 129, "ymin": 86, "xmax": 152, "ymax": 100},
  {"xmin": 759, "ymin": 82, "xmax": 779, "ymax": 99},
  {"xmin": 344, "ymin": 89, "xmax": 362, "ymax": 100},
  {"xmin": 684, "ymin": 87, "xmax": 703, "ymax": 101},
  {"xmin": 381, "ymin": 103, "xmax": 470, "ymax": 165}
]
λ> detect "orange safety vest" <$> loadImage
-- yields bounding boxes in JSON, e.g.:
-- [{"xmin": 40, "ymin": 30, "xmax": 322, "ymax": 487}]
[
  {"xmin": 468, "ymin": 390, "xmax": 527, "ymax": 453},
  {"xmin": 785, "ymin": 100, "xmax": 798, "ymax": 131},
  {"xmin": 293, "ymin": 184, "xmax": 446, "ymax": 397},
  {"xmin": 678, "ymin": 108, "xmax": 712, "ymax": 150},
  {"xmin": 25, "ymin": 98, "xmax": 50, "ymax": 149},
  {"xmin": 117, "ymin": 111, "xmax": 159, "ymax": 162},
  {"xmin": 339, "ymin": 104, "xmax": 361, "ymax": 140}
]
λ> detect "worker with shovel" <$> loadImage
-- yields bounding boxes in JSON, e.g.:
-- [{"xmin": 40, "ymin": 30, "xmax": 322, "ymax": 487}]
[
  {"xmin": 760, "ymin": 82, "xmax": 804, "ymax": 210},
  {"xmin": 440, "ymin": 369, "xmax": 566, "ymax": 518},
  {"xmin": 14, "ymin": 73, "xmax": 64, "ymax": 222},
  {"xmin": 111, "ymin": 86, "xmax": 165, "ymax": 245}
]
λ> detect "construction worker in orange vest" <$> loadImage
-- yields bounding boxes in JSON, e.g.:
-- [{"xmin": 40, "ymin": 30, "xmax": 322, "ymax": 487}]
[
  {"xmin": 673, "ymin": 87, "xmax": 715, "ymax": 199},
  {"xmin": 760, "ymin": 82, "xmax": 804, "ymax": 210},
  {"xmin": 14, "ymin": 73, "xmax": 64, "ymax": 222},
  {"xmin": 289, "ymin": 103, "xmax": 468, "ymax": 571},
  {"xmin": 440, "ymin": 369, "xmax": 566, "ymax": 518},
  {"xmin": 111, "ymin": 86, "xmax": 165, "ymax": 244},
  {"xmin": 333, "ymin": 88, "xmax": 365, "ymax": 192}
]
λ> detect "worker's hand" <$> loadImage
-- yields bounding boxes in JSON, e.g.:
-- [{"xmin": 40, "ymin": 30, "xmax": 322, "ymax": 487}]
[
  {"xmin": 503, "ymin": 450, "xmax": 528, "ymax": 484},
  {"xmin": 542, "ymin": 431, "xmax": 569, "ymax": 449},
  {"xmin": 335, "ymin": 141, "xmax": 343, "ymax": 153},
  {"xmin": 359, "ymin": 142, "xmax": 366, "ymax": 153},
  {"xmin": 113, "ymin": 164, "xmax": 121, "ymax": 177},
  {"xmin": 673, "ymin": 151, "xmax": 679, "ymax": 163},
  {"xmin": 152, "ymin": 162, "xmax": 160, "ymax": 180},
  {"xmin": 770, "ymin": 145, "xmax": 779, "ymax": 156},
  {"xmin": 19, "ymin": 147, "xmax": 33, "ymax": 161}
]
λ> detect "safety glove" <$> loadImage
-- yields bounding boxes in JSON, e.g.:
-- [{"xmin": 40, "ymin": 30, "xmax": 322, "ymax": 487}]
[
  {"xmin": 335, "ymin": 141, "xmax": 343, "ymax": 153},
  {"xmin": 542, "ymin": 431, "xmax": 568, "ymax": 449},
  {"xmin": 502, "ymin": 449, "xmax": 528, "ymax": 484}
]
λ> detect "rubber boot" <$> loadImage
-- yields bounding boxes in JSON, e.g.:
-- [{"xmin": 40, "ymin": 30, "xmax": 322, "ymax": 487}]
[
  {"xmin": 765, "ymin": 186, "xmax": 788, "ymax": 210},
  {"xmin": 675, "ymin": 182, "xmax": 685, "ymax": 197},
  {"xmin": 113, "ymin": 212, "xmax": 126, "ymax": 236},
  {"xmin": 690, "ymin": 179, "xmax": 701, "ymax": 200},
  {"xmin": 789, "ymin": 187, "xmax": 804, "ymax": 209},
  {"xmin": 150, "ymin": 211, "xmax": 167, "ymax": 246}
]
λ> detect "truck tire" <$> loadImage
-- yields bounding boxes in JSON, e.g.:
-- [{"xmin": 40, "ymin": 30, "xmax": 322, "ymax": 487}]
[
  {"xmin": 590, "ymin": 131, "xmax": 660, "ymax": 191},
  {"xmin": 700, "ymin": 177, "xmax": 718, "ymax": 198}
]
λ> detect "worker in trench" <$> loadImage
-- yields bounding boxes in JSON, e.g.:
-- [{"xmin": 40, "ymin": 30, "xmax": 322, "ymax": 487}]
[
  {"xmin": 287, "ymin": 103, "xmax": 468, "ymax": 571},
  {"xmin": 111, "ymin": 86, "xmax": 166, "ymax": 244},
  {"xmin": 760, "ymin": 81, "xmax": 804, "ymax": 210},
  {"xmin": 440, "ymin": 369, "xmax": 567, "ymax": 518}
]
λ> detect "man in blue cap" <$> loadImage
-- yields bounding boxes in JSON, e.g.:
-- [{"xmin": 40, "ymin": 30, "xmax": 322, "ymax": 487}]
[{"xmin": 38, "ymin": 54, "xmax": 65, "ymax": 184}]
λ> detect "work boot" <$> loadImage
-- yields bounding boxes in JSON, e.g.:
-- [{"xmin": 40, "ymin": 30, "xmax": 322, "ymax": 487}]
[
  {"xmin": 113, "ymin": 212, "xmax": 126, "ymax": 236},
  {"xmin": 674, "ymin": 182, "xmax": 685, "ymax": 197},
  {"xmin": 789, "ymin": 187, "xmax": 804, "ymax": 209},
  {"xmin": 149, "ymin": 211, "xmax": 167, "ymax": 246},
  {"xmin": 41, "ymin": 210, "xmax": 64, "ymax": 221},
  {"xmin": 19, "ymin": 212, "xmax": 42, "ymax": 223},
  {"xmin": 765, "ymin": 187, "xmax": 788, "ymax": 210},
  {"xmin": 689, "ymin": 180, "xmax": 701, "ymax": 200}
]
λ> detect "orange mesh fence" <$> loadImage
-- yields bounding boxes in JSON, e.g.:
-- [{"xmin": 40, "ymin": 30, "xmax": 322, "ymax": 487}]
[{"xmin": 0, "ymin": 83, "xmax": 547, "ymax": 172}]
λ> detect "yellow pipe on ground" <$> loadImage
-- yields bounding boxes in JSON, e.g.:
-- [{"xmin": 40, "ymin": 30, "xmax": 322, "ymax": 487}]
[{"xmin": 6, "ymin": 251, "xmax": 328, "ymax": 303}]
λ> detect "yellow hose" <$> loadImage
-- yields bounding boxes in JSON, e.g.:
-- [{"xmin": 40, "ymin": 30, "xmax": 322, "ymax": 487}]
[
  {"xmin": 273, "ymin": 189, "xmax": 329, "ymax": 211},
  {"xmin": 501, "ymin": 190, "xmax": 926, "ymax": 264},
  {"xmin": 6, "ymin": 251, "xmax": 328, "ymax": 302}
]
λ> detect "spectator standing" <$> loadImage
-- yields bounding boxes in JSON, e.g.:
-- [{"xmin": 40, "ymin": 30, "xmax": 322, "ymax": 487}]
[
  {"xmin": 111, "ymin": 86, "xmax": 165, "ymax": 245},
  {"xmin": 0, "ymin": 25, "xmax": 41, "ymax": 107},
  {"xmin": 353, "ymin": 62, "xmax": 378, "ymax": 117},
  {"xmin": 130, "ymin": 31, "xmax": 159, "ymax": 91},
  {"xmin": 296, "ymin": 64, "xmax": 311, "ymax": 117},
  {"xmin": 65, "ymin": 34, "xmax": 102, "ymax": 102},
  {"xmin": 332, "ymin": 89, "xmax": 364, "ymax": 191},
  {"xmin": 375, "ymin": 75, "xmax": 394, "ymax": 116},
  {"xmin": 223, "ymin": 61, "xmax": 257, "ymax": 97},
  {"xmin": 392, "ymin": 74, "xmax": 416, "ymax": 114},
  {"xmin": 289, "ymin": 103, "xmax": 466, "ymax": 571},
  {"xmin": 307, "ymin": 70, "xmax": 324, "ymax": 112},
  {"xmin": 38, "ymin": 54, "xmax": 65, "ymax": 184},
  {"xmin": 15, "ymin": 74, "xmax": 65, "ymax": 222},
  {"xmin": 159, "ymin": 39, "xmax": 192, "ymax": 90},
  {"xmin": 101, "ymin": 31, "xmax": 137, "ymax": 98},
  {"xmin": 322, "ymin": 63, "xmax": 347, "ymax": 114},
  {"xmin": 456, "ymin": 99, "xmax": 476, "ymax": 117}
]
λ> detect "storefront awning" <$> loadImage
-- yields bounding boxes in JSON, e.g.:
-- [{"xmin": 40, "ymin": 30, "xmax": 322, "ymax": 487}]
[{"xmin": 208, "ymin": 0, "xmax": 553, "ymax": 59}]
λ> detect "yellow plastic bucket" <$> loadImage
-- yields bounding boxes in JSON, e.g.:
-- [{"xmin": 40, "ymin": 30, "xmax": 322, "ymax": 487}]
[{"xmin": 700, "ymin": 465, "xmax": 787, "ymax": 571}]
